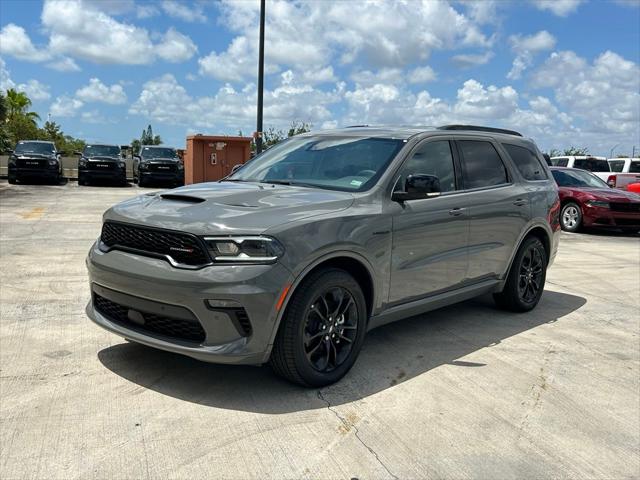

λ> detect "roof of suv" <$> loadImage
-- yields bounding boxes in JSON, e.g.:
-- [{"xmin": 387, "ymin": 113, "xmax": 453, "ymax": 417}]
[{"xmin": 302, "ymin": 125, "xmax": 526, "ymax": 141}]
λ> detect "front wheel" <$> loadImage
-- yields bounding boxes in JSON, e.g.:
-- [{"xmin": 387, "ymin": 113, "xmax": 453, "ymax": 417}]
[
  {"xmin": 494, "ymin": 236, "xmax": 548, "ymax": 312},
  {"xmin": 270, "ymin": 269, "xmax": 367, "ymax": 387},
  {"xmin": 8, "ymin": 173, "xmax": 17, "ymax": 184},
  {"xmin": 560, "ymin": 202, "xmax": 582, "ymax": 232}
]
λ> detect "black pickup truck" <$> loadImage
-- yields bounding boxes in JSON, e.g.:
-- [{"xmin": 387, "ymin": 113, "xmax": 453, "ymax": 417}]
[
  {"xmin": 77, "ymin": 144, "xmax": 127, "ymax": 186},
  {"xmin": 133, "ymin": 145, "xmax": 184, "ymax": 187},
  {"xmin": 8, "ymin": 140, "xmax": 62, "ymax": 184}
]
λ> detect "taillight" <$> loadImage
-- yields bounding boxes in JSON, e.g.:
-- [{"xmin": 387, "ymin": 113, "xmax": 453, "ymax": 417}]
[{"xmin": 607, "ymin": 175, "xmax": 617, "ymax": 188}]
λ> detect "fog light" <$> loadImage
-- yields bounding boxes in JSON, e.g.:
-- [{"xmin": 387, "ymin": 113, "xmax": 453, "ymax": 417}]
[{"xmin": 207, "ymin": 299, "xmax": 241, "ymax": 308}]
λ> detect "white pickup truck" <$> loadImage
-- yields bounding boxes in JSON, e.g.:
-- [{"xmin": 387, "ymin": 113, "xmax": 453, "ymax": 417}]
[
  {"xmin": 606, "ymin": 158, "xmax": 640, "ymax": 190},
  {"xmin": 550, "ymin": 155, "xmax": 612, "ymax": 180}
]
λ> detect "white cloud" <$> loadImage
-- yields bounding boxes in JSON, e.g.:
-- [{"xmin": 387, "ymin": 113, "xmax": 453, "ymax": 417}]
[
  {"xmin": 0, "ymin": 58, "xmax": 16, "ymax": 91},
  {"xmin": 408, "ymin": 66, "xmax": 437, "ymax": 84},
  {"xmin": 136, "ymin": 4, "xmax": 159, "ymax": 18},
  {"xmin": 16, "ymin": 79, "xmax": 51, "ymax": 101},
  {"xmin": 156, "ymin": 28, "xmax": 197, "ymax": 62},
  {"xmin": 198, "ymin": 36, "xmax": 260, "ymax": 82},
  {"xmin": 46, "ymin": 56, "xmax": 81, "ymax": 72},
  {"xmin": 50, "ymin": 95, "xmax": 84, "ymax": 117},
  {"xmin": 507, "ymin": 30, "xmax": 556, "ymax": 79},
  {"xmin": 0, "ymin": 24, "xmax": 50, "ymax": 62},
  {"xmin": 531, "ymin": 0, "xmax": 585, "ymax": 16},
  {"xmin": 451, "ymin": 51, "xmax": 494, "ymax": 68},
  {"xmin": 161, "ymin": 0, "xmax": 206, "ymax": 23},
  {"xmin": 350, "ymin": 68, "xmax": 404, "ymax": 86},
  {"xmin": 75, "ymin": 78, "xmax": 127, "ymax": 104}
]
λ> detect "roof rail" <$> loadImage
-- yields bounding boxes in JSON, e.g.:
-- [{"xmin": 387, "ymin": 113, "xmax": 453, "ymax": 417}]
[{"xmin": 438, "ymin": 125, "xmax": 523, "ymax": 137}]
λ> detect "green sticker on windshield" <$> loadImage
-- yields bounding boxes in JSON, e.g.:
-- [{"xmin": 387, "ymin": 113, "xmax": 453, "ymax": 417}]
[{"xmin": 350, "ymin": 180, "xmax": 362, "ymax": 187}]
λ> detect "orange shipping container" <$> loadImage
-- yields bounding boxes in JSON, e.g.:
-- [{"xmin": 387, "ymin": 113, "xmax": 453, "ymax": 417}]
[{"xmin": 184, "ymin": 135, "xmax": 252, "ymax": 184}]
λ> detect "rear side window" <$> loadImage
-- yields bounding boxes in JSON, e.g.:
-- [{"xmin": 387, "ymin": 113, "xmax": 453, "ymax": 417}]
[
  {"xmin": 573, "ymin": 158, "xmax": 609, "ymax": 171},
  {"xmin": 629, "ymin": 162, "xmax": 640, "ymax": 173},
  {"xmin": 458, "ymin": 140, "xmax": 508, "ymax": 189},
  {"xmin": 552, "ymin": 157, "xmax": 569, "ymax": 167},
  {"xmin": 502, "ymin": 144, "xmax": 547, "ymax": 181},
  {"xmin": 609, "ymin": 160, "xmax": 625, "ymax": 172}
]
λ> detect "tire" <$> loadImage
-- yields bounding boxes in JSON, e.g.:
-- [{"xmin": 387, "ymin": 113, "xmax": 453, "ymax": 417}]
[
  {"xmin": 138, "ymin": 176, "xmax": 146, "ymax": 188},
  {"xmin": 494, "ymin": 236, "xmax": 548, "ymax": 312},
  {"xmin": 8, "ymin": 174, "xmax": 17, "ymax": 184},
  {"xmin": 270, "ymin": 268, "xmax": 368, "ymax": 387},
  {"xmin": 560, "ymin": 202, "xmax": 582, "ymax": 232}
]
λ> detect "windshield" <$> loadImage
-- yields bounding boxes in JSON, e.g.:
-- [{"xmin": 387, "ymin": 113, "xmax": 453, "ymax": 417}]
[
  {"xmin": 552, "ymin": 169, "xmax": 609, "ymax": 188},
  {"xmin": 629, "ymin": 161, "xmax": 640, "ymax": 173},
  {"xmin": 227, "ymin": 136, "xmax": 405, "ymax": 191},
  {"xmin": 15, "ymin": 142, "xmax": 55, "ymax": 155},
  {"xmin": 573, "ymin": 158, "xmax": 609, "ymax": 172},
  {"xmin": 84, "ymin": 145, "xmax": 120, "ymax": 157},
  {"xmin": 141, "ymin": 147, "xmax": 177, "ymax": 159}
]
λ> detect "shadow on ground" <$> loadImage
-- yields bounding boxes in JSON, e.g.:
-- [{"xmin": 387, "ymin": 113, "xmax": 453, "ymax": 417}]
[{"xmin": 98, "ymin": 290, "xmax": 586, "ymax": 413}]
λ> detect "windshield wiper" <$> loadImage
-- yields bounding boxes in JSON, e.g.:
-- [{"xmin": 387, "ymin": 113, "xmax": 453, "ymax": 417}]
[{"xmin": 259, "ymin": 180, "xmax": 320, "ymax": 188}]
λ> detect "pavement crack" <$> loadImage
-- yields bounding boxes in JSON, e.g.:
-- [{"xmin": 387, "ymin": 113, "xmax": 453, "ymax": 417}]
[{"xmin": 317, "ymin": 390, "xmax": 399, "ymax": 480}]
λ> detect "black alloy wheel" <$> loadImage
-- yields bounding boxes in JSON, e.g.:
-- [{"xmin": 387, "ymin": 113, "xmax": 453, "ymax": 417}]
[{"xmin": 517, "ymin": 243, "xmax": 545, "ymax": 304}]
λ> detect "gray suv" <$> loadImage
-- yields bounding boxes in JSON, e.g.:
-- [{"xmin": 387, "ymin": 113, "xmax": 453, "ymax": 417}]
[{"xmin": 86, "ymin": 125, "xmax": 560, "ymax": 386}]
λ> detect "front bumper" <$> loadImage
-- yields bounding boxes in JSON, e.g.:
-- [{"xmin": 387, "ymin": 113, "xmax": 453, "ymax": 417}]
[
  {"xmin": 11, "ymin": 166, "xmax": 59, "ymax": 178},
  {"xmin": 139, "ymin": 170, "xmax": 184, "ymax": 183},
  {"xmin": 80, "ymin": 167, "xmax": 126, "ymax": 180},
  {"xmin": 583, "ymin": 205, "xmax": 640, "ymax": 228},
  {"xmin": 86, "ymin": 241, "xmax": 292, "ymax": 364}
]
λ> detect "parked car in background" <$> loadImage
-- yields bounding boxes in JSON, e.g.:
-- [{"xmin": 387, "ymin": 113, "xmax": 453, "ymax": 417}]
[
  {"xmin": 551, "ymin": 167, "xmax": 640, "ymax": 233},
  {"xmin": 7, "ymin": 140, "xmax": 62, "ymax": 184},
  {"xmin": 77, "ymin": 144, "xmax": 127, "ymax": 186},
  {"xmin": 605, "ymin": 158, "xmax": 640, "ymax": 190},
  {"xmin": 550, "ymin": 155, "xmax": 612, "ymax": 182},
  {"xmin": 86, "ymin": 125, "xmax": 560, "ymax": 387},
  {"xmin": 133, "ymin": 145, "xmax": 184, "ymax": 187}
]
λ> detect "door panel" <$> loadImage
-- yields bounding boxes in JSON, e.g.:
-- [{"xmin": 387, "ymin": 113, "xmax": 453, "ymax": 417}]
[{"xmin": 390, "ymin": 195, "xmax": 469, "ymax": 304}]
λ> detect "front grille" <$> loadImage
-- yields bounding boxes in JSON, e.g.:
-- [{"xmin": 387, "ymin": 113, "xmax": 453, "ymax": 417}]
[
  {"xmin": 101, "ymin": 221, "xmax": 210, "ymax": 267},
  {"xmin": 610, "ymin": 202, "xmax": 640, "ymax": 213},
  {"xmin": 88, "ymin": 161, "xmax": 117, "ymax": 171},
  {"xmin": 17, "ymin": 158, "xmax": 47, "ymax": 168},
  {"xmin": 94, "ymin": 293, "xmax": 206, "ymax": 343},
  {"xmin": 149, "ymin": 163, "xmax": 177, "ymax": 172}
]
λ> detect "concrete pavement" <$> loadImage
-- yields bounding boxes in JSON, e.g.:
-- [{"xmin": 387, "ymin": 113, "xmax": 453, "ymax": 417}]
[{"xmin": 1, "ymin": 180, "xmax": 638, "ymax": 479}]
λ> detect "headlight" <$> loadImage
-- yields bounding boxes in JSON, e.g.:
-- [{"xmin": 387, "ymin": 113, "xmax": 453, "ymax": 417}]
[
  {"xmin": 48, "ymin": 159, "xmax": 58, "ymax": 166},
  {"xmin": 585, "ymin": 200, "xmax": 609, "ymax": 208},
  {"xmin": 118, "ymin": 161, "xmax": 126, "ymax": 168},
  {"xmin": 139, "ymin": 162, "xmax": 148, "ymax": 170},
  {"xmin": 177, "ymin": 162, "xmax": 184, "ymax": 170},
  {"xmin": 79, "ymin": 158, "xmax": 87, "ymax": 167},
  {"xmin": 203, "ymin": 236, "xmax": 284, "ymax": 263}
]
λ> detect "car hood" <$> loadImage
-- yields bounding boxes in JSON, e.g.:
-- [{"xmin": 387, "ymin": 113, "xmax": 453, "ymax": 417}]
[
  {"xmin": 86, "ymin": 156, "xmax": 119, "ymax": 161},
  {"xmin": 104, "ymin": 181, "xmax": 355, "ymax": 235},
  {"xmin": 564, "ymin": 187, "xmax": 640, "ymax": 202}
]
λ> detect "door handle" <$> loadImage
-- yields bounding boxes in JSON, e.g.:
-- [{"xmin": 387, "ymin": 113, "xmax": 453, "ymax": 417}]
[
  {"xmin": 513, "ymin": 199, "xmax": 528, "ymax": 207},
  {"xmin": 448, "ymin": 207, "xmax": 466, "ymax": 216}
]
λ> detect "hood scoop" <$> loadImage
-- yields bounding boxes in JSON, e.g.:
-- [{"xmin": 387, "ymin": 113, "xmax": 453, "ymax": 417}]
[{"xmin": 160, "ymin": 193, "xmax": 206, "ymax": 204}]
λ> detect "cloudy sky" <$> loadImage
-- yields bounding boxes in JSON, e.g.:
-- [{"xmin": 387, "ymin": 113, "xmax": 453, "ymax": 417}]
[{"xmin": 1, "ymin": 0, "xmax": 639, "ymax": 155}]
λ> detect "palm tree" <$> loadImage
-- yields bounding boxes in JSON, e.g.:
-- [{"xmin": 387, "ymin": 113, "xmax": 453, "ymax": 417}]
[{"xmin": 5, "ymin": 88, "xmax": 40, "ymax": 124}]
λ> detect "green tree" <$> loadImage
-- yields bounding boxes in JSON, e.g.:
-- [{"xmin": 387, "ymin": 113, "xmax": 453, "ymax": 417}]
[
  {"xmin": 5, "ymin": 88, "xmax": 40, "ymax": 123},
  {"xmin": 0, "ymin": 93, "xmax": 9, "ymax": 152},
  {"xmin": 287, "ymin": 120, "xmax": 311, "ymax": 138},
  {"xmin": 132, "ymin": 124, "xmax": 162, "ymax": 152},
  {"xmin": 563, "ymin": 147, "xmax": 589, "ymax": 156}
]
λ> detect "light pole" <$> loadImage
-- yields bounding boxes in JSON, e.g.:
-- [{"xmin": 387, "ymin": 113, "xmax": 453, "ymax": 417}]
[
  {"xmin": 256, "ymin": 0, "xmax": 265, "ymax": 155},
  {"xmin": 609, "ymin": 144, "xmax": 619, "ymax": 158}
]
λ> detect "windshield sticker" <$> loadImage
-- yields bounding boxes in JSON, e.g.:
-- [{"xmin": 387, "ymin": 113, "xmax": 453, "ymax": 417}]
[{"xmin": 350, "ymin": 180, "xmax": 362, "ymax": 187}]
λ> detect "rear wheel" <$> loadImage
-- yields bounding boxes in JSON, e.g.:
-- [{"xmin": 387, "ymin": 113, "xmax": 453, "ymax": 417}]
[
  {"xmin": 270, "ymin": 269, "xmax": 367, "ymax": 387},
  {"xmin": 560, "ymin": 202, "xmax": 582, "ymax": 232},
  {"xmin": 494, "ymin": 236, "xmax": 547, "ymax": 312}
]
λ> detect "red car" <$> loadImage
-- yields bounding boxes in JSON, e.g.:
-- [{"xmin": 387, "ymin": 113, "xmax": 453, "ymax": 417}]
[{"xmin": 551, "ymin": 167, "xmax": 640, "ymax": 233}]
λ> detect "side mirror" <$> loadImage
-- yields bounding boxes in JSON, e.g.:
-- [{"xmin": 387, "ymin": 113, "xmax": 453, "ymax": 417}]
[
  {"xmin": 230, "ymin": 163, "xmax": 243, "ymax": 174},
  {"xmin": 392, "ymin": 174, "xmax": 441, "ymax": 202},
  {"xmin": 6, "ymin": 149, "xmax": 14, "ymax": 154},
  {"xmin": 74, "ymin": 151, "xmax": 82, "ymax": 156}
]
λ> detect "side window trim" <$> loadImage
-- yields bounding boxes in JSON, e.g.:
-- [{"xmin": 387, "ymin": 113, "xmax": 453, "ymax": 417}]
[{"xmin": 453, "ymin": 138, "xmax": 513, "ymax": 192}]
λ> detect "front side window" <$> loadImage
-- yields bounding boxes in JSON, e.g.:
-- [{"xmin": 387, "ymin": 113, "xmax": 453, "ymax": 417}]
[
  {"xmin": 228, "ymin": 136, "xmax": 404, "ymax": 192},
  {"xmin": 573, "ymin": 158, "xmax": 609, "ymax": 172},
  {"xmin": 609, "ymin": 160, "xmax": 625, "ymax": 172},
  {"xmin": 458, "ymin": 140, "xmax": 508, "ymax": 189},
  {"xmin": 397, "ymin": 140, "xmax": 457, "ymax": 193},
  {"xmin": 503, "ymin": 143, "xmax": 547, "ymax": 181},
  {"xmin": 15, "ymin": 142, "xmax": 55, "ymax": 155}
]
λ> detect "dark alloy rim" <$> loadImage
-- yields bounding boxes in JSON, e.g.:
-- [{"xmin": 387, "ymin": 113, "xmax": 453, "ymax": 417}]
[
  {"xmin": 303, "ymin": 287, "xmax": 359, "ymax": 373},
  {"xmin": 518, "ymin": 245, "xmax": 544, "ymax": 303}
]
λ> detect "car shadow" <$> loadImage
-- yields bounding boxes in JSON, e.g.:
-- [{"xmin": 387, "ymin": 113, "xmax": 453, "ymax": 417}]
[
  {"xmin": 98, "ymin": 290, "xmax": 586, "ymax": 413},
  {"xmin": 580, "ymin": 227, "xmax": 639, "ymax": 237}
]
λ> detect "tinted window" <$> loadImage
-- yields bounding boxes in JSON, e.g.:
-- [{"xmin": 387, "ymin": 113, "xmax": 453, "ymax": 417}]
[
  {"xmin": 629, "ymin": 161, "xmax": 640, "ymax": 173},
  {"xmin": 84, "ymin": 145, "xmax": 120, "ymax": 157},
  {"xmin": 397, "ymin": 141, "xmax": 456, "ymax": 192},
  {"xmin": 458, "ymin": 140, "xmax": 508, "ymax": 189},
  {"xmin": 503, "ymin": 144, "xmax": 547, "ymax": 181},
  {"xmin": 551, "ymin": 169, "xmax": 609, "ymax": 188},
  {"xmin": 15, "ymin": 142, "xmax": 55, "ymax": 154},
  {"xmin": 552, "ymin": 157, "xmax": 569, "ymax": 167},
  {"xmin": 141, "ymin": 147, "xmax": 178, "ymax": 159},
  {"xmin": 573, "ymin": 158, "xmax": 609, "ymax": 172},
  {"xmin": 609, "ymin": 160, "xmax": 625, "ymax": 172}
]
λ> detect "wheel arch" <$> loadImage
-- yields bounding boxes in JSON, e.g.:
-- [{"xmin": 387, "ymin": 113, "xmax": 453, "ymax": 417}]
[{"xmin": 498, "ymin": 223, "xmax": 552, "ymax": 292}]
